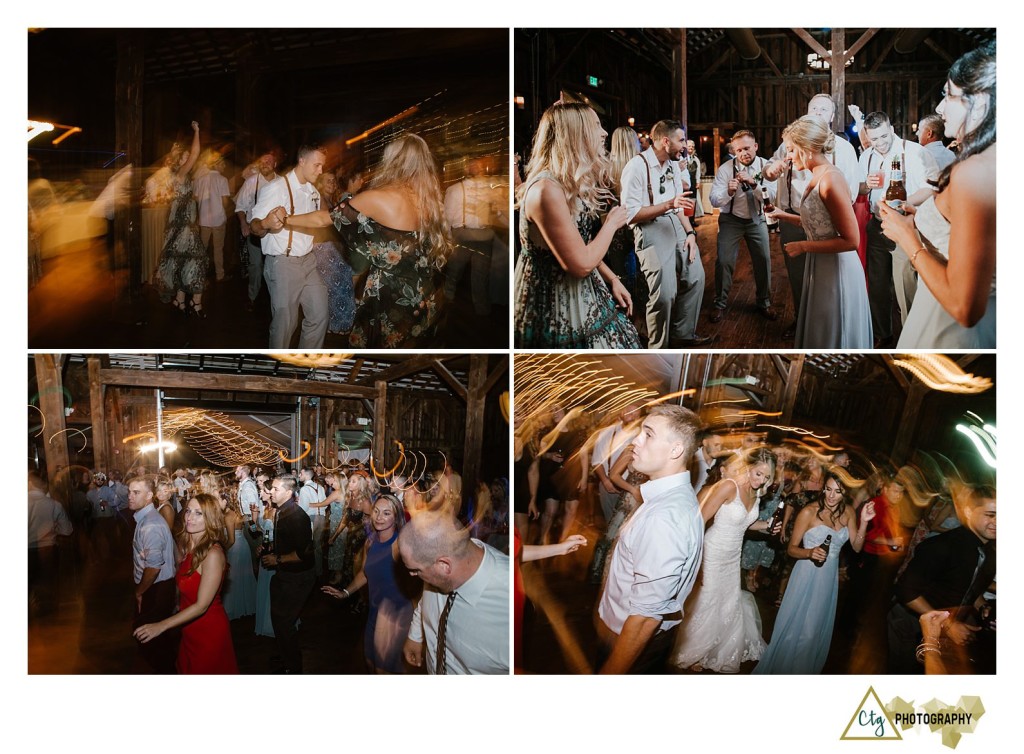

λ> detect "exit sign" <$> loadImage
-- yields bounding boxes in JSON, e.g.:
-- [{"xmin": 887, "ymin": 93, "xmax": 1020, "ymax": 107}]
[{"xmin": 586, "ymin": 75, "xmax": 602, "ymax": 87}]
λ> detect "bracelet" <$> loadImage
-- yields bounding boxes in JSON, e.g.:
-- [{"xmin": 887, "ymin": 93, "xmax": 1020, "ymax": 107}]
[
  {"xmin": 342, "ymin": 588, "xmax": 350, "ymax": 598},
  {"xmin": 686, "ymin": 230, "xmax": 696, "ymax": 238},
  {"xmin": 910, "ymin": 246, "xmax": 926, "ymax": 268},
  {"xmin": 915, "ymin": 640, "xmax": 942, "ymax": 664}
]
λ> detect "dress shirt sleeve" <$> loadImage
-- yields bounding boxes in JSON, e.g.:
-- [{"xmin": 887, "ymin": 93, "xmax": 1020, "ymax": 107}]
[
  {"xmin": 54, "ymin": 503, "xmax": 73, "ymax": 536},
  {"xmin": 678, "ymin": 164, "xmax": 690, "ymax": 191},
  {"xmin": 251, "ymin": 177, "xmax": 286, "ymax": 222},
  {"xmin": 139, "ymin": 520, "xmax": 169, "ymax": 570},
  {"xmin": 759, "ymin": 159, "xmax": 777, "ymax": 201},
  {"xmin": 835, "ymin": 140, "xmax": 861, "ymax": 202},
  {"xmin": 619, "ymin": 156, "xmax": 647, "ymax": 225},
  {"xmin": 408, "ymin": 597, "xmax": 424, "ymax": 643},
  {"xmin": 233, "ymin": 175, "xmax": 257, "ymax": 217},
  {"xmin": 443, "ymin": 182, "xmax": 463, "ymax": 227},
  {"xmin": 908, "ymin": 143, "xmax": 939, "ymax": 195},
  {"xmin": 708, "ymin": 163, "xmax": 733, "ymax": 209},
  {"xmin": 627, "ymin": 512, "xmax": 690, "ymax": 620}
]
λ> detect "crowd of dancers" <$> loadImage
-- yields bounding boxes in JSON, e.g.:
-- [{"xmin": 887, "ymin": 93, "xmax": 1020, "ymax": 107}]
[
  {"xmin": 28, "ymin": 460, "xmax": 510, "ymax": 674},
  {"xmin": 514, "ymin": 402, "xmax": 996, "ymax": 675},
  {"xmin": 513, "ymin": 41, "xmax": 995, "ymax": 350}
]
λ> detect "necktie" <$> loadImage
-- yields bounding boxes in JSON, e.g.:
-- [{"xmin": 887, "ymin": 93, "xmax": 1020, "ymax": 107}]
[{"xmin": 436, "ymin": 592, "xmax": 458, "ymax": 675}]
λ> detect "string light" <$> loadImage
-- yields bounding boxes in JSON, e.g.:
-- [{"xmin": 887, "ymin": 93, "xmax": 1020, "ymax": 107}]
[{"xmin": 141, "ymin": 408, "xmax": 286, "ymax": 468}]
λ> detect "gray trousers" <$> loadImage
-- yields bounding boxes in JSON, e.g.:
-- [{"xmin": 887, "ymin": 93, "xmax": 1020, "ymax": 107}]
[
  {"xmin": 245, "ymin": 236, "xmax": 264, "ymax": 302},
  {"xmin": 780, "ymin": 221, "xmax": 808, "ymax": 315},
  {"xmin": 634, "ymin": 214, "xmax": 704, "ymax": 348},
  {"xmin": 445, "ymin": 227, "xmax": 495, "ymax": 315},
  {"xmin": 264, "ymin": 253, "xmax": 329, "ymax": 349},
  {"xmin": 714, "ymin": 212, "xmax": 772, "ymax": 308},
  {"xmin": 866, "ymin": 217, "xmax": 917, "ymax": 340}
]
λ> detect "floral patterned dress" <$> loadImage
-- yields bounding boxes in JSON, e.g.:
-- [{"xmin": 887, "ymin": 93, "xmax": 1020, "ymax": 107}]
[
  {"xmin": 331, "ymin": 202, "xmax": 444, "ymax": 348},
  {"xmin": 156, "ymin": 174, "xmax": 208, "ymax": 301},
  {"xmin": 514, "ymin": 174, "xmax": 641, "ymax": 349}
]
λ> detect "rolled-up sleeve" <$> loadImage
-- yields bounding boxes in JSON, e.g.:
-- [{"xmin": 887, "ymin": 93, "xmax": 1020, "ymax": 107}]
[
  {"xmin": 628, "ymin": 515, "xmax": 693, "ymax": 619},
  {"xmin": 408, "ymin": 598, "xmax": 424, "ymax": 643},
  {"xmin": 251, "ymin": 177, "xmax": 286, "ymax": 222},
  {"xmin": 709, "ymin": 164, "xmax": 733, "ymax": 209},
  {"xmin": 619, "ymin": 156, "xmax": 646, "ymax": 225}
]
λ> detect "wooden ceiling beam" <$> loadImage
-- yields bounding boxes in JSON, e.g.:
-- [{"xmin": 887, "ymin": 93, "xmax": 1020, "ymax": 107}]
[{"xmin": 97, "ymin": 368, "xmax": 376, "ymax": 399}]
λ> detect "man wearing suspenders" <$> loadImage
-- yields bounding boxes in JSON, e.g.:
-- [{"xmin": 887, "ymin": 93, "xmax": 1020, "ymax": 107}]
[
  {"xmin": 708, "ymin": 130, "xmax": 777, "ymax": 324},
  {"xmin": 251, "ymin": 145, "xmax": 329, "ymax": 348}
]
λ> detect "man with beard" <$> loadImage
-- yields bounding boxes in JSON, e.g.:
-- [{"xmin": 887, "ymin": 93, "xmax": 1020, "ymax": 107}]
[
  {"xmin": 709, "ymin": 130, "xmax": 777, "ymax": 323},
  {"xmin": 620, "ymin": 119, "xmax": 710, "ymax": 347}
]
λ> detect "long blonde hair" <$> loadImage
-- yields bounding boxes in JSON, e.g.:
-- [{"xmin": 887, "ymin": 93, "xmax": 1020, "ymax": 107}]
[
  {"xmin": 371, "ymin": 133, "xmax": 452, "ymax": 267},
  {"xmin": 609, "ymin": 127, "xmax": 640, "ymax": 194},
  {"xmin": 517, "ymin": 102, "xmax": 615, "ymax": 218}
]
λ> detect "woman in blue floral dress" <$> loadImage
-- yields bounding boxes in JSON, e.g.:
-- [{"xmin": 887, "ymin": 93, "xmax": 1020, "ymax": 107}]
[
  {"xmin": 156, "ymin": 121, "xmax": 210, "ymax": 316},
  {"xmin": 514, "ymin": 103, "xmax": 640, "ymax": 348},
  {"xmin": 282, "ymin": 134, "xmax": 451, "ymax": 347}
]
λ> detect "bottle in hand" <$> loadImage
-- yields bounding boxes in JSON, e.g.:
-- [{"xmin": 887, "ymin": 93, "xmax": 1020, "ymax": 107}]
[{"xmin": 813, "ymin": 534, "xmax": 832, "ymax": 567}]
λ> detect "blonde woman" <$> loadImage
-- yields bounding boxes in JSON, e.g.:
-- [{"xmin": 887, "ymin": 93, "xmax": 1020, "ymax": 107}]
[
  {"xmin": 514, "ymin": 102, "xmax": 641, "ymax": 348},
  {"xmin": 281, "ymin": 133, "xmax": 452, "ymax": 347},
  {"xmin": 606, "ymin": 127, "xmax": 644, "ymax": 330},
  {"xmin": 768, "ymin": 116, "xmax": 872, "ymax": 348},
  {"xmin": 673, "ymin": 449, "xmax": 779, "ymax": 673}
]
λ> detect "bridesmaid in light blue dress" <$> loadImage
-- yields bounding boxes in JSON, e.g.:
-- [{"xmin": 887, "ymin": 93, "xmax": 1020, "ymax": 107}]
[
  {"xmin": 254, "ymin": 482, "xmax": 276, "ymax": 637},
  {"xmin": 222, "ymin": 503, "xmax": 257, "ymax": 620},
  {"xmin": 754, "ymin": 472, "xmax": 873, "ymax": 674},
  {"xmin": 769, "ymin": 116, "xmax": 872, "ymax": 349}
]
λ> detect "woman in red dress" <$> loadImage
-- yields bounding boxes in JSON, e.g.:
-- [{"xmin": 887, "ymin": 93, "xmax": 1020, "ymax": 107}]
[{"xmin": 134, "ymin": 493, "xmax": 238, "ymax": 674}]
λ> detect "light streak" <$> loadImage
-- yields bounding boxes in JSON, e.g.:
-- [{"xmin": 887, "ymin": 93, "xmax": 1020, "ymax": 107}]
[
  {"xmin": 123, "ymin": 432, "xmax": 157, "ymax": 444},
  {"xmin": 140, "ymin": 441, "xmax": 177, "ymax": 453},
  {"xmin": 955, "ymin": 424, "xmax": 997, "ymax": 468},
  {"xmin": 279, "ymin": 441, "xmax": 312, "ymax": 464},
  {"xmin": 756, "ymin": 424, "xmax": 832, "ymax": 439},
  {"xmin": 345, "ymin": 105, "xmax": 420, "ymax": 146},
  {"xmin": 49, "ymin": 428, "xmax": 88, "ymax": 453},
  {"xmin": 642, "ymin": 389, "xmax": 696, "ymax": 407},
  {"xmin": 705, "ymin": 398, "xmax": 751, "ymax": 406},
  {"xmin": 28, "ymin": 404, "xmax": 45, "ymax": 437},
  {"xmin": 269, "ymin": 353, "xmax": 353, "ymax": 368},
  {"xmin": 370, "ymin": 441, "xmax": 406, "ymax": 480},
  {"xmin": 893, "ymin": 354, "xmax": 992, "ymax": 394}
]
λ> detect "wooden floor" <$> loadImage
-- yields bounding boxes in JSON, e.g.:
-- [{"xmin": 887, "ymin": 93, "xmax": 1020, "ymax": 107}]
[
  {"xmin": 28, "ymin": 528, "xmax": 409, "ymax": 675},
  {"xmin": 518, "ymin": 508, "xmax": 890, "ymax": 675},
  {"xmin": 28, "ymin": 240, "xmax": 508, "ymax": 350}
]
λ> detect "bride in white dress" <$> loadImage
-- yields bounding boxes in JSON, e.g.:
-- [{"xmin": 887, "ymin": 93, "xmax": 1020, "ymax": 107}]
[
  {"xmin": 879, "ymin": 41, "xmax": 995, "ymax": 348},
  {"xmin": 673, "ymin": 448, "xmax": 779, "ymax": 673}
]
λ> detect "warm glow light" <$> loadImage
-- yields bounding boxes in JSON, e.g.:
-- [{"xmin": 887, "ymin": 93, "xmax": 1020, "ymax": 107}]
[
  {"xmin": 28, "ymin": 120, "xmax": 55, "ymax": 141},
  {"xmin": 140, "ymin": 440, "xmax": 176, "ymax": 453},
  {"xmin": 627, "ymin": 117, "xmax": 635, "ymax": 127},
  {"xmin": 893, "ymin": 354, "xmax": 992, "ymax": 394},
  {"xmin": 955, "ymin": 424, "xmax": 997, "ymax": 468},
  {"xmin": 270, "ymin": 353, "xmax": 353, "ymax": 368},
  {"xmin": 345, "ymin": 105, "xmax": 420, "ymax": 146}
]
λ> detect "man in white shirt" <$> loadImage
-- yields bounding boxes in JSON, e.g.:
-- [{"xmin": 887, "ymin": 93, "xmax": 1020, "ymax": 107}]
[
  {"xmin": 250, "ymin": 145, "xmax": 329, "ymax": 348},
  {"xmin": 443, "ymin": 156, "xmax": 506, "ymax": 316},
  {"xmin": 620, "ymin": 119, "xmax": 709, "ymax": 347},
  {"xmin": 399, "ymin": 511, "xmax": 508, "ymax": 674},
  {"xmin": 917, "ymin": 114, "xmax": 956, "ymax": 171},
  {"xmin": 233, "ymin": 151, "xmax": 279, "ymax": 309},
  {"xmin": 28, "ymin": 472, "xmax": 73, "ymax": 616},
  {"xmin": 858, "ymin": 111, "xmax": 939, "ymax": 345},
  {"xmin": 235, "ymin": 464, "xmax": 262, "ymax": 520},
  {"xmin": 709, "ymin": 130, "xmax": 778, "ymax": 323},
  {"xmin": 692, "ymin": 429, "xmax": 723, "ymax": 495},
  {"xmin": 297, "ymin": 466, "xmax": 327, "ymax": 577},
  {"xmin": 763, "ymin": 94, "xmax": 861, "ymax": 339},
  {"xmin": 194, "ymin": 154, "xmax": 232, "ymax": 282},
  {"xmin": 597, "ymin": 404, "xmax": 704, "ymax": 674}
]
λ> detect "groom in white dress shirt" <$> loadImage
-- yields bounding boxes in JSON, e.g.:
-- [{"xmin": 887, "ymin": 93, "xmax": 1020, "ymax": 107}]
[{"xmin": 597, "ymin": 404, "xmax": 704, "ymax": 674}]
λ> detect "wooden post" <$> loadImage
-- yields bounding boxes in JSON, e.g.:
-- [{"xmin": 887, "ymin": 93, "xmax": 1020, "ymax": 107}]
[
  {"xmin": 891, "ymin": 382, "xmax": 926, "ymax": 464},
  {"xmin": 372, "ymin": 380, "xmax": 388, "ymax": 471},
  {"xmin": 675, "ymin": 29, "xmax": 688, "ymax": 127},
  {"xmin": 109, "ymin": 388, "xmax": 125, "ymax": 471},
  {"xmin": 831, "ymin": 28, "xmax": 846, "ymax": 135},
  {"xmin": 778, "ymin": 355, "xmax": 805, "ymax": 426},
  {"xmin": 115, "ymin": 30, "xmax": 144, "ymax": 300},
  {"xmin": 88, "ymin": 357, "xmax": 108, "ymax": 471},
  {"xmin": 462, "ymin": 355, "xmax": 488, "ymax": 502},
  {"xmin": 713, "ymin": 126, "xmax": 721, "ymax": 176},
  {"xmin": 35, "ymin": 355, "xmax": 70, "ymax": 476}
]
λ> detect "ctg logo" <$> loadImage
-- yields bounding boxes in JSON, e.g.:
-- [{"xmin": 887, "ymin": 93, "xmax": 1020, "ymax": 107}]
[
  {"xmin": 841, "ymin": 687, "xmax": 901, "ymax": 741},
  {"xmin": 842, "ymin": 687, "xmax": 985, "ymax": 749}
]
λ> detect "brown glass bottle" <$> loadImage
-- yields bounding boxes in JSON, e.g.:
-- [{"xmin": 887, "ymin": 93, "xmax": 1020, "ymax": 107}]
[{"xmin": 885, "ymin": 157, "xmax": 907, "ymax": 214}]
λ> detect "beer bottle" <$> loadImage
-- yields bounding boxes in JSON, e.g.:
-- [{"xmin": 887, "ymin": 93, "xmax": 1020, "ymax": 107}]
[
  {"xmin": 813, "ymin": 534, "xmax": 833, "ymax": 567},
  {"xmin": 765, "ymin": 499, "xmax": 785, "ymax": 538},
  {"xmin": 762, "ymin": 187, "xmax": 779, "ymax": 232},
  {"xmin": 885, "ymin": 157, "xmax": 907, "ymax": 214}
]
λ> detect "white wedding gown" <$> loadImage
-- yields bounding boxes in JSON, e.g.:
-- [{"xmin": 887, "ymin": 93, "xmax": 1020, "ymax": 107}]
[{"xmin": 672, "ymin": 478, "xmax": 767, "ymax": 673}]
